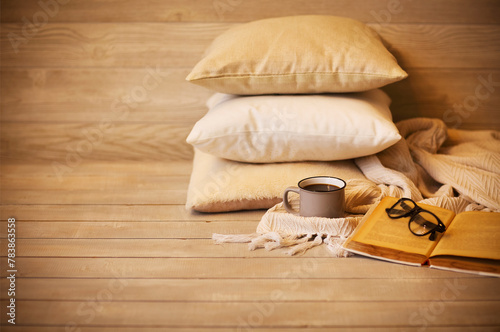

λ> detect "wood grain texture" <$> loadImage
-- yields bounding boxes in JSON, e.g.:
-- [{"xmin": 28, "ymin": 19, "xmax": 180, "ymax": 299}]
[
  {"xmin": 1, "ymin": 160, "xmax": 499, "ymax": 331},
  {"xmin": 2, "ymin": 0, "xmax": 500, "ymax": 24},
  {"xmin": 1, "ymin": 300, "xmax": 499, "ymax": 327},
  {"xmin": 0, "ymin": 257, "xmax": 475, "ymax": 279},
  {"xmin": 0, "ymin": 189, "xmax": 188, "ymax": 204},
  {"xmin": 2, "ymin": 19, "xmax": 499, "ymax": 162},
  {"xmin": 0, "ymin": 204, "xmax": 265, "ymax": 221},
  {"xmin": 1, "ymin": 0, "xmax": 500, "ymax": 330},
  {"xmin": 0, "ymin": 238, "xmax": 336, "ymax": 258},
  {"xmin": 0, "ymin": 122, "xmax": 194, "ymax": 162},
  {"xmin": 1, "ymin": 163, "xmax": 192, "ymax": 205},
  {"xmin": 0, "ymin": 221, "xmax": 258, "ymax": 238},
  {"xmin": 3, "ymin": 329, "xmax": 500, "ymax": 332},
  {"xmin": 0, "ymin": 68, "xmax": 211, "ymax": 123},
  {"xmin": 2, "ymin": 277, "xmax": 498, "ymax": 301},
  {"xmin": 1, "ymin": 68, "xmax": 499, "ymax": 162},
  {"xmin": 2, "ymin": 23, "xmax": 500, "ymax": 69},
  {"xmin": 3, "ymin": 116, "xmax": 499, "ymax": 163},
  {"xmin": 0, "ymin": 160, "xmax": 194, "ymax": 175},
  {"xmin": 2, "ymin": 68, "xmax": 499, "ymax": 125},
  {"xmin": 384, "ymin": 70, "xmax": 500, "ymax": 127},
  {"xmin": 1, "ymin": 174, "xmax": 190, "ymax": 190}
]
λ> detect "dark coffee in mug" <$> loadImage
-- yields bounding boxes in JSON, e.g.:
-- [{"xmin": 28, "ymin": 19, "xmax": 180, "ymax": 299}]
[{"xmin": 303, "ymin": 184, "xmax": 340, "ymax": 192}]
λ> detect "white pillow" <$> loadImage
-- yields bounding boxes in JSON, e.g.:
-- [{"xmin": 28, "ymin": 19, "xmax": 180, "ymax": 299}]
[{"xmin": 186, "ymin": 89, "xmax": 401, "ymax": 163}]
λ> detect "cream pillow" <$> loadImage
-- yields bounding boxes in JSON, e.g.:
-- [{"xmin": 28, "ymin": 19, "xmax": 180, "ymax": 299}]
[
  {"xmin": 186, "ymin": 15, "xmax": 407, "ymax": 94},
  {"xmin": 186, "ymin": 89, "xmax": 402, "ymax": 163},
  {"xmin": 186, "ymin": 149, "xmax": 373, "ymax": 213}
]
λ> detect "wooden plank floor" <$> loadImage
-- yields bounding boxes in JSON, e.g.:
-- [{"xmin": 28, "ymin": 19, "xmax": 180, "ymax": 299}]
[
  {"xmin": 1, "ymin": 160, "xmax": 500, "ymax": 331},
  {"xmin": 1, "ymin": 0, "xmax": 500, "ymax": 330}
]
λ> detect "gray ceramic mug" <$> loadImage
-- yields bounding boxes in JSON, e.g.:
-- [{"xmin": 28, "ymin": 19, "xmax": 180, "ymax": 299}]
[{"xmin": 283, "ymin": 176, "xmax": 346, "ymax": 218}]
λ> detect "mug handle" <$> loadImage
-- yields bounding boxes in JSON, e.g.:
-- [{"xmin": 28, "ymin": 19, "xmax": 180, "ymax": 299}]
[{"xmin": 283, "ymin": 186, "xmax": 300, "ymax": 215}]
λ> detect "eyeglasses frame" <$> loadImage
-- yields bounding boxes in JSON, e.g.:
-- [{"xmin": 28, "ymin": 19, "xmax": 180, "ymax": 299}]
[{"xmin": 385, "ymin": 198, "xmax": 446, "ymax": 241}]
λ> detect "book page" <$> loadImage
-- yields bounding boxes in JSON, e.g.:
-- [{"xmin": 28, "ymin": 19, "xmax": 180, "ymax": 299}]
[
  {"xmin": 429, "ymin": 256, "xmax": 500, "ymax": 277},
  {"xmin": 350, "ymin": 197, "xmax": 456, "ymax": 258},
  {"xmin": 430, "ymin": 211, "xmax": 500, "ymax": 260}
]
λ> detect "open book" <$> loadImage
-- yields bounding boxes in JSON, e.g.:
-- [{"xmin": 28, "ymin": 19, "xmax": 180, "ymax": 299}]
[{"xmin": 343, "ymin": 196, "xmax": 500, "ymax": 277}]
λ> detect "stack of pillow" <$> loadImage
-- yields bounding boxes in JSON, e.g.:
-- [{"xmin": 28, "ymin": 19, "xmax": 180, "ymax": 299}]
[{"xmin": 184, "ymin": 15, "xmax": 408, "ymax": 212}]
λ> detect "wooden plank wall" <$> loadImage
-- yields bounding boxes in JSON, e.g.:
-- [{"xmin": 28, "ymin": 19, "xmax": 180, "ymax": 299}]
[{"xmin": 1, "ymin": 0, "xmax": 500, "ymax": 163}]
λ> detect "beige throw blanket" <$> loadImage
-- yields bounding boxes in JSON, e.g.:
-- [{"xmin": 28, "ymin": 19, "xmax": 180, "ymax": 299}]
[
  {"xmin": 213, "ymin": 118, "xmax": 500, "ymax": 256},
  {"xmin": 356, "ymin": 117, "xmax": 499, "ymax": 212}
]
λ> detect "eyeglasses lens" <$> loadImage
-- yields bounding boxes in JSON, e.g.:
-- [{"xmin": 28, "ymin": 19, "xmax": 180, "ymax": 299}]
[
  {"xmin": 387, "ymin": 199, "xmax": 416, "ymax": 218},
  {"xmin": 409, "ymin": 210, "xmax": 439, "ymax": 235}
]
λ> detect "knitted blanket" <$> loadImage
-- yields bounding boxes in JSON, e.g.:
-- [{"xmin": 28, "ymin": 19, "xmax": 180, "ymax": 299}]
[{"xmin": 213, "ymin": 118, "xmax": 500, "ymax": 256}]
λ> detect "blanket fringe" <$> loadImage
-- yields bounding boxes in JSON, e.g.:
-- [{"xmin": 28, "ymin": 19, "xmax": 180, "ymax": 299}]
[
  {"xmin": 212, "ymin": 233, "xmax": 259, "ymax": 244},
  {"xmin": 212, "ymin": 232, "xmax": 352, "ymax": 257},
  {"xmin": 264, "ymin": 233, "xmax": 310, "ymax": 251},
  {"xmin": 249, "ymin": 232, "xmax": 284, "ymax": 250},
  {"xmin": 285, "ymin": 234, "xmax": 323, "ymax": 256},
  {"xmin": 324, "ymin": 235, "xmax": 353, "ymax": 258}
]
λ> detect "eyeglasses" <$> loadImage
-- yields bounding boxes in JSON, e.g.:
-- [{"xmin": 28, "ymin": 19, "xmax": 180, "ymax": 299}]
[{"xmin": 385, "ymin": 198, "xmax": 446, "ymax": 241}]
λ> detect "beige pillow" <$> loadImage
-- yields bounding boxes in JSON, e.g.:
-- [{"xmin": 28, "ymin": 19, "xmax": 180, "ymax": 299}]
[
  {"xmin": 186, "ymin": 149, "xmax": 372, "ymax": 213},
  {"xmin": 186, "ymin": 15, "xmax": 407, "ymax": 94},
  {"xmin": 186, "ymin": 89, "xmax": 402, "ymax": 163}
]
